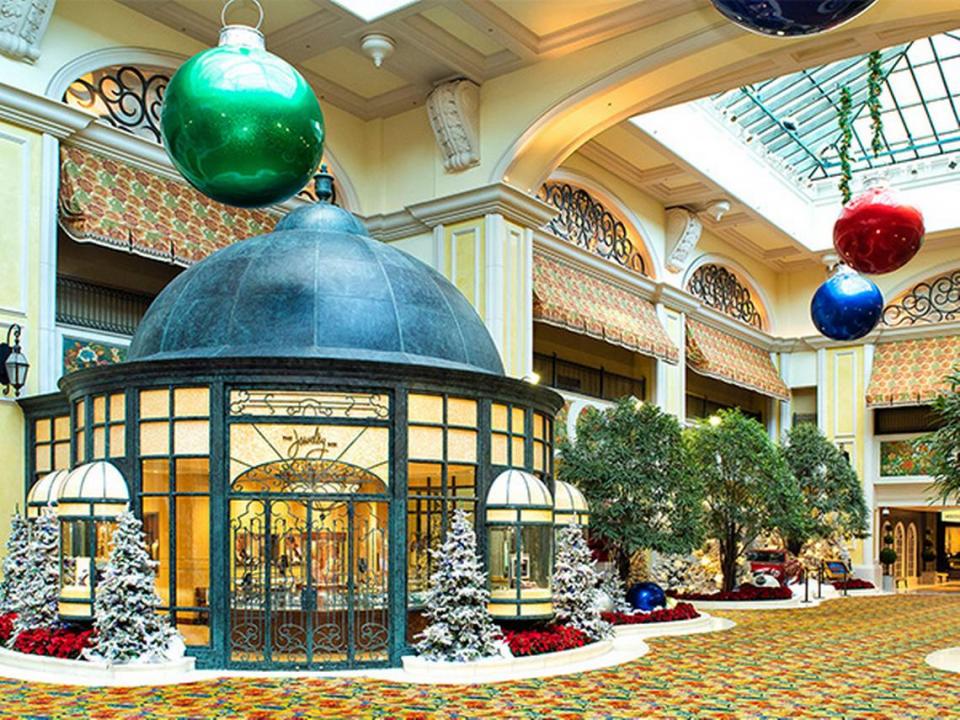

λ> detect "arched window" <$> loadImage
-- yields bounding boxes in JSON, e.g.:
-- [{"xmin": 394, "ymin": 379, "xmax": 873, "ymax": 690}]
[
  {"xmin": 894, "ymin": 522, "xmax": 906, "ymax": 579},
  {"xmin": 883, "ymin": 269, "xmax": 960, "ymax": 326},
  {"xmin": 906, "ymin": 523, "xmax": 918, "ymax": 578},
  {"xmin": 538, "ymin": 182, "xmax": 650, "ymax": 276},
  {"xmin": 685, "ymin": 263, "xmax": 766, "ymax": 329}
]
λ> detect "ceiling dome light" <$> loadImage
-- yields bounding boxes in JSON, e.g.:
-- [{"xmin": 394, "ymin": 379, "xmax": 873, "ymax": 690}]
[{"xmin": 360, "ymin": 33, "xmax": 395, "ymax": 68}]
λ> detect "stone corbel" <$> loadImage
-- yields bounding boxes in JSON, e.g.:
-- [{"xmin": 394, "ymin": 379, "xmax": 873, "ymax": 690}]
[
  {"xmin": 0, "ymin": 0, "xmax": 56, "ymax": 63},
  {"xmin": 664, "ymin": 207, "xmax": 702, "ymax": 274},
  {"xmin": 426, "ymin": 79, "xmax": 480, "ymax": 173}
]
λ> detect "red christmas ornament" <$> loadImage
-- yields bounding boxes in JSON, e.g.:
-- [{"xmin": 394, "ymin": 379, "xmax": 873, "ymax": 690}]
[{"xmin": 833, "ymin": 177, "xmax": 924, "ymax": 275}]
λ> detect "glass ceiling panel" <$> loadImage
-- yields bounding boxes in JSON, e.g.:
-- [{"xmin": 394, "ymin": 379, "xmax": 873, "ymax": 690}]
[{"xmin": 711, "ymin": 32, "xmax": 960, "ymax": 181}]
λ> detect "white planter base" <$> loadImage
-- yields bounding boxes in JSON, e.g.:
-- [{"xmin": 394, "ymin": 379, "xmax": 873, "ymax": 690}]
[
  {"xmin": 0, "ymin": 647, "xmax": 196, "ymax": 687},
  {"xmin": 927, "ymin": 647, "xmax": 960, "ymax": 674},
  {"xmin": 688, "ymin": 596, "xmax": 822, "ymax": 611}
]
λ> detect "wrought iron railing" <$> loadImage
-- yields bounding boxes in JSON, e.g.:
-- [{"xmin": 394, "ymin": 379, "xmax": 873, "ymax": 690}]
[
  {"xmin": 883, "ymin": 269, "xmax": 960, "ymax": 326},
  {"xmin": 533, "ymin": 352, "xmax": 645, "ymax": 401},
  {"xmin": 63, "ymin": 65, "xmax": 169, "ymax": 143},
  {"xmin": 538, "ymin": 182, "xmax": 646, "ymax": 275},
  {"xmin": 686, "ymin": 264, "xmax": 763, "ymax": 328},
  {"xmin": 56, "ymin": 276, "xmax": 152, "ymax": 336}
]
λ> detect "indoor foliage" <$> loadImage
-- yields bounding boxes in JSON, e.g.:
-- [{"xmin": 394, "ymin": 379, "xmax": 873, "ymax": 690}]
[
  {"xmin": 671, "ymin": 584, "xmax": 792, "ymax": 602},
  {"xmin": 91, "ymin": 512, "xmax": 175, "ymax": 664},
  {"xmin": 601, "ymin": 602, "xmax": 699, "ymax": 626},
  {"xmin": 0, "ymin": 514, "xmax": 31, "ymax": 614},
  {"xmin": 553, "ymin": 524, "xmax": 611, "ymax": 641},
  {"xmin": 781, "ymin": 423, "xmax": 868, "ymax": 556},
  {"xmin": 558, "ymin": 398, "xmax": 703, "ymax": 580},
  {"xmin": 686, "ymin": 410, "xmax": 804, "ymax": 592},
  {"xmin": 923, "ymin": 369, "xmax": 960, "ymax": 504},
  {"xmin": 12, "ymin": 626, "xmax": 95, "ymax": 660},
  {"xmin": 12, "ymin": 511, "xmax": 60, "ymax": 641},
  {"xmin": 502, "ymin": 625, "xmax": 588, "ymax": 657},
  {"xmin": 415, "ymin": 509, "xmax": 502, "ymax": 662}
]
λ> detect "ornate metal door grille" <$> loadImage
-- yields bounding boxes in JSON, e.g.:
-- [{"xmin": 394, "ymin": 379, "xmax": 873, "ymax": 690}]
[{"xmin": 229, "ymin": 497, "xmax": 388, "ymax": 668}]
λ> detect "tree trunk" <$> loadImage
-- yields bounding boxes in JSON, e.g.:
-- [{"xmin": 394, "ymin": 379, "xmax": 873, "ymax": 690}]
[
  {"xmin": 720, "ymin": 528, "xmax": 739, "ymax": 592},
  {"xmin": 786, "ymin": 537, "xmax": 804, "ymax": 557},
  {"xmin": 617, "ymin": 547, "xmax": 631, "ymax": 583}
]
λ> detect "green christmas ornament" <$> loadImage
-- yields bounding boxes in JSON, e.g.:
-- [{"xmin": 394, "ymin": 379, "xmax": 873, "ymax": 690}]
[{"xmin": 161, "ymin": 0, "xmax": 324, "ymax": 208}]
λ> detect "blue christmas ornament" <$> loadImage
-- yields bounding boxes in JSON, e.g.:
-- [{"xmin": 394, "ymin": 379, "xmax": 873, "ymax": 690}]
[
  {"xmin": 709, "ymin": 1, "xmax": 877, "ymax": 37},
  {"xmin": 811, "ymin": 264, "xmax": 883, "ymax": 341},
  {"xmin": 627, "ymin": 582, "xmax": 666, "ymax": 612}
]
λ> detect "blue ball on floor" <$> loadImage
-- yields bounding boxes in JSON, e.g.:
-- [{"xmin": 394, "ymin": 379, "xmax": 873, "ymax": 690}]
[{"xmin": 627, "ymin": 582, "xmax": 666, "ymax": 612}]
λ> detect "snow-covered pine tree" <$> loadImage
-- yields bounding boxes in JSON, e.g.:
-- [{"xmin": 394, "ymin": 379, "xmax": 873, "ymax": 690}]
[
  {"xmin": 91, "ymin": 511, "xmax": 176, "ymax": 664},
  {"xmin": 415, "ymin": 508, "xmax": 502, "ymax": 662},
  {"xmin": 13, "ymin": 510, "xmax": 60, "ymax": 640},
  {"xmin": 0, "ymin": 513, "xmax": 31, "ymax": 615},
  {"xmin": 596, "ymin": 565, "xmax": 631, "ymax": 613},
  {"xmin": 553, "ymin": 524, "xmax": 611, "ymax": 640}
]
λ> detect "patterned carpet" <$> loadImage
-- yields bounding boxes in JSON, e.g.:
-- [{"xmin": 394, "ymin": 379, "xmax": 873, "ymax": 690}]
[{"xmin": 2, "ymin": 595, "xmax": 960, "ymax": 719}]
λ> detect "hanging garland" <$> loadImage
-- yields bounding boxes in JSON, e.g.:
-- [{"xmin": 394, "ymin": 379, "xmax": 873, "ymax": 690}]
[
  {"xmin": 867, "ymin": 50, "xmax": 884, "ymax": 157},
  {"xmin": 837, "ymin": 86, "xmax": 853, "ymax": 203}
]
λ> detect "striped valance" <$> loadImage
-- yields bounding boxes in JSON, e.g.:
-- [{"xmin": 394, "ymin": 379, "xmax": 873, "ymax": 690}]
[{"xmin": 686, "ymin": 319, "xmax": 789, "ymax": 400}]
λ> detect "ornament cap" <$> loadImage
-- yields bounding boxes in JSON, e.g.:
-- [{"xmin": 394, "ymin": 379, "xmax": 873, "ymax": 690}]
[{"xmin": 219, "ymin": 24, "xmax": 265, "ymax": 50}]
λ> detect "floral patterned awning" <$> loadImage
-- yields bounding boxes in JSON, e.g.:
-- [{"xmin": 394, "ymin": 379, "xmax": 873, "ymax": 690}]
[
  {"xmin": 58, "ymin": 145, "xmax": 277, "ymax": 266},
  {"xmin": 866, "ymin": 336, "xmax": 959, "ymax": 406},
  {"xmin": 686, "ymin": 319, "xmax": 789, "ymax": 400},
  {"xmin": 532, "ymin": 252, "xmax": 678, "ymax": 364}
]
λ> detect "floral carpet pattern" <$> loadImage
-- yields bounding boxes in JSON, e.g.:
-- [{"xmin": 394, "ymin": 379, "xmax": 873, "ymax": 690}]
[{"xmin": 3, "ymin": 595, "xmax": 960, "ymax": 719}]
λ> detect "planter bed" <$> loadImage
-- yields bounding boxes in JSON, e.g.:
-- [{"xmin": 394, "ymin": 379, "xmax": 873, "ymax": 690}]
[
  {"xmin": 671, "ymin": 584, "xmax": 793, "ymax": 602},
  {"xmin": 612, "ymin": 612, "xmax": 724, "ymax": 640},
  {"xmin": 602, "ymin": 602, "xmax": 699, "ymax": 626},
  {"xmin": 0, "ymin": 646, "xmax": 196, "ymax": 687},
  {"xmin": 831, "ymin": 579, "xmax": 875, "ymax": 591}
]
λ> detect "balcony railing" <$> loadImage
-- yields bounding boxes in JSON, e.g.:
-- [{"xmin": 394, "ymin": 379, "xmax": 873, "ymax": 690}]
[
  {"xmin": 533, "ymin": 352, "xmax": 645, "ymax": 401},
  {"xmin": 56, "ymin": 276, "xmax": 152, "ymax": 336}
]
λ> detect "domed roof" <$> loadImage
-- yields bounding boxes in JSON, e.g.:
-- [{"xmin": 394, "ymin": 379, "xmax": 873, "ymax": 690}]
[{"xmin": 129, "ymin": 201, "xmax": 504, "ymax": 375}]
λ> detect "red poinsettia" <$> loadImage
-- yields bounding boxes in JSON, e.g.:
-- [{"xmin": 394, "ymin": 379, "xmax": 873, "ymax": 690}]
[
  {"xmin": 669, "ymin": 583, "xmax": 793, "ymax": 602},
  {"xmin": 12, "ymin": 626, "xmax": 96, "ymax": 660},
  {"xmin": 832, "ymin": 578, "xmax": 875, "ymax": 590},
  {"xmin": 601, "ymin": 602, "xmax": 700, "ymax": 626},
  {"xmin": 0, "ymin": 613, "xmax": 14, "ymax": 644},
  {"xmin": 502, "ymin": 625, "xmax": 589, "ymax": 657}
]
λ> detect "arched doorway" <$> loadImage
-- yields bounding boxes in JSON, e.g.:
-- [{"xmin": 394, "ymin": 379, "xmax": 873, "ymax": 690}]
[
  {"xmin": 228, "ymin": 459, "xmax": 389, "ymax": 669},
  {"xmin": 894, "ymin": 522, "xmax": 906, "ymax": 580},
  {"xmin": 906, "ymin": 523, "xmax": 918, "ymax": 580}
]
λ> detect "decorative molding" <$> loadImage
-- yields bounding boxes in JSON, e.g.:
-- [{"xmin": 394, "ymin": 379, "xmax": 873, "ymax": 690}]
[
  {"xmin": 0, "ymin": 0, "xmax": 56, "ymax": 63},
  {"xmin": 0, "ymin": 127, "xmax": 31, "ymax": 318},
  {"xmin": 664, "ymin": 207, "xmax": 701, "ymax": 273},
  {"xmin": 426, "ymin": 79, "xmax": 480, "ymax": 173}
]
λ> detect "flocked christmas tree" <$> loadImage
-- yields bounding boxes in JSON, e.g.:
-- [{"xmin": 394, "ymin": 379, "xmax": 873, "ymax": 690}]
[
  {"xmin": 596, "ymin": 565, "xmax": 631, "ymax": 613},
  {"xmin": 91, "ymin": 511, "xmax": 176, "ymax": 664},
  {"xmin": 553, "ymin": 524, "xmax": 611, "ymax": 640},
  {"xmin": 13, "ymin": 511, "xmax": 60, "ymax": 640},
  {"xmin": 0, "ymin": 513, "xmax": 31, "ymax": 615},
  {"xmin": 415, "ymin": 509, "xmax": 502, "ymax": 662}
]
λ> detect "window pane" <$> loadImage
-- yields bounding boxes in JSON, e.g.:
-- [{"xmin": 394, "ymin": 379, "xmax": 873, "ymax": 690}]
[
  {"xmin": 491, "ymin": 403, "xmax": 508, "ymax": 432},
  {"xmin": 174, "ymin": 387, "xmax": 210, "ymax": 417},
  {"xmin": 488, "ymin": 526, "xmax": 514, "ymax": 596},
  {"xmin": 408, "ymin": 394, "xmax": 443, "ymax": 424},
  {"xmin": 176, "ymin": 458, "xmax": 209, "ymax": 493},
  {"xmin": 139, "ymin": 421, "xmax": 169, "ymax": 455},
  {"xmin": 93, "ymin": 396, "xmax": 106, "ymax": 424},
  {"xmin": 533, "ymin": 440, "xmax": 545, "ymax": 472},
  {"xmin": 533, "ymin": 413, "xmax": 545, "ymax": 440},
  {"xmin": 511, "ymin": 407, "xmax": 525, "ymax": 434},
  {"xmin": 142, "ymin": 459, "xmax": 170, "ymax": 493},
  {"xmin": 142, "ymin": 496, "xmax": 170, "ymax": 606},
  {"xmin": 92, "ymin": 426, "xmax": 106, "ymax": 460},
  {"xmin": 176, "ymin": 495, "xmax": 209, "ymax": 609},
  {"xmin": 109, "ymin": 393, "xmax": 125, "ymax": 421},
  {"xmin": 140, "ymin": 389, "xmax": 170, "ymax": 419},
  {"xmin": 174, "ymin": 420, "xmax": 209, "ymax": 456},
  {"xmin": 408, "ymin": 425, "xmax": 443, "ymax": 460},
  {"xmin": 34, "ymin": 419, "xmax": 51, "ymax": 443},
  {"xmin": 35, "ymin": 445, "xmax": 51, "ymax": 472},
  {"xmin": 54, "ymin": 416, "xmax": 71, "ymax": 440},
  {"xmin": 522, "ymin": 525, "xmax": 552, "ymax": 592},
  {"xmin": 447, "ymin": 398, "xmax": 477, "ymax": 427},
  {"xmin": 511, "ymin": 436, "xmax": 525, "ymax": 467},
  {"xmin": 176, "ymin": 610, "xmax": 210, "ymax": 646},
  {"xmin": 75, "ymin": 400, "xmax": 85, "ymax": 429},
  {"xmin": 75, "ymin": 430, "xmax": 86, "ymax": 461},
  {"xmin": 53, "ymin": 442, "xmax": 70, "ymax": 470},
  {"xmin": 447, "ymin": 429, "xmax": 477, "ymax": 463},
  {"xmin": 447, "ymin": 465, "xmax": 476, "ymax": 499},
  {"xmin": 109, "ymin": 425, "xmax": 125, "ymax": 458},
  {"xmin": 407, "ymin": 462, "xmax": 442, "ymax": 495},
  {"xmin": 492, "ymin": 433, "xmax": 508, "ymax": 465}
]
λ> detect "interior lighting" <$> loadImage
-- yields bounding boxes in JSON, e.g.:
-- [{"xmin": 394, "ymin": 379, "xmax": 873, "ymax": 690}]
[
  {"xmin": 0, "ymin": 324, "xmax": 28, "ymax": 396},
  {"xmin": 708, "ymin": 415, "xmax": 722, "ymax": 427}
]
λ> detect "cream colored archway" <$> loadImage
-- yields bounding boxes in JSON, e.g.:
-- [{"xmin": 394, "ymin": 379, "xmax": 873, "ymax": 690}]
[{"xmin": 491, "ymin": 0, "xmax": 960, "ymax": 192}]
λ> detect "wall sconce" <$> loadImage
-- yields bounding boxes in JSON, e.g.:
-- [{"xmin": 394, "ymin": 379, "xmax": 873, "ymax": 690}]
[{"xmin": 0, "ymin": 324, "xmax": 28, "ymax": 397}]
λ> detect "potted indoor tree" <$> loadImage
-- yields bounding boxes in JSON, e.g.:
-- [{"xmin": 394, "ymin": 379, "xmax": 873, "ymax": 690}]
[
  {"xmin": 921, "ymin": 529, "xmax": 937, "ymax": 586},
  {"xmin": 879, "ymin": 524, "xmax": 897, "ymax": 592}
]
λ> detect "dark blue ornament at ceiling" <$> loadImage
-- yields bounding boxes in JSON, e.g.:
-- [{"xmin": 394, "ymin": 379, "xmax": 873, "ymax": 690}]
[
  {"xmin": 709, "ymin": 0, "xmax": 878, "ymax": 37},
  {"xmin": 626, "ymin": 582, "xmax": 667, "ymax": 612},
  {"xmin": 810, "ymin": 264, "xmax": 883, "ymax": 341}
]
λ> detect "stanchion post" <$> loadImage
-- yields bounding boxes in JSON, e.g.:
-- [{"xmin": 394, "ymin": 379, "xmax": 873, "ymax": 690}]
[
  {"xmin": 803, "ymin": 567, "xmax": 809, "ymax": 603},
  {"xmin": 843, "ymin": 567, "xmax": 848, "ymax": 597},
  {"xmin": 818, "ymin": 562, "xmax": 823, "ymax": 599}
]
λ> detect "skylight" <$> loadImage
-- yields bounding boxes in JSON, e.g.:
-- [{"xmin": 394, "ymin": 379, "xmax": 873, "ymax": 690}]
[
  {"xmin": 329, "ymin": 0, "xmax": 416, "ymax": 22},
  {"xmin": 710, "ymin": 32, "xmax": 960, "ymax": 185}
]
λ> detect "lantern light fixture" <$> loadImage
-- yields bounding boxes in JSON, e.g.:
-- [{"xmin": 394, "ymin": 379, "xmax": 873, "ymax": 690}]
[{"xmin": 0, "ymin": 324, "xmax": 28, "ymax": 397}]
